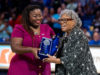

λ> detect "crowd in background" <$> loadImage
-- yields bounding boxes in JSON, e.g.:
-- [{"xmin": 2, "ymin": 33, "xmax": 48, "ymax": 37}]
[{"xmin": 0, "ymin": 0, "xmax": 100, "ymax": 45}]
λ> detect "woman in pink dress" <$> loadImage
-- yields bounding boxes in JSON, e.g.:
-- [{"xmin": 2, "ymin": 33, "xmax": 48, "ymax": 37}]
[{"xmin": 8, "ymin": 5, "xmax": 55, "ymax": 75}]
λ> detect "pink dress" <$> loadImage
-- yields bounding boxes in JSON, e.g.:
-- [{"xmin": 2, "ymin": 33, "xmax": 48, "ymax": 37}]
[{"xmin": 8, "ymin": 24, "xmax": 55, "ymax": 75}]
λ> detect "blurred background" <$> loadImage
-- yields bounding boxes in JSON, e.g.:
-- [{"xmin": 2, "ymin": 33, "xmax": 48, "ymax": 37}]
[{"xmin": 0, "ymin": 0, "xmax": 100, "ymax": 75}]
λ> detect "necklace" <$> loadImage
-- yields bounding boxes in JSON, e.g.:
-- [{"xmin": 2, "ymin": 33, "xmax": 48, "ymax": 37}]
[
  {"xmin": 34, "ymin": 32, "xmax": 38, "ymax": 35},
  {"xmin": 30, "ymin": 26, "xmax": 40, "ymax": 35}
]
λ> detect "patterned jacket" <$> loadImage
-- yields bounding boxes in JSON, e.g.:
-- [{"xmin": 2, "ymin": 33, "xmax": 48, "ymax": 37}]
[{"xmin": 55, "ymin": 26, "xmax": 98, "ymax": 75}]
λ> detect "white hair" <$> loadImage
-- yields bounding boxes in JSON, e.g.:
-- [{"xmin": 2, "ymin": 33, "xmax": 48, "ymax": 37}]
[{"xmin": 60, "ymin": 9, "xmax": 82, "ymax": 27}]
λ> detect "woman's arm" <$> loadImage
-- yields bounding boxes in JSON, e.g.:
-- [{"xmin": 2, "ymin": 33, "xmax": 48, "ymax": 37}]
[
  {"xmin": 43, "ymin": 34, "xmax": 89, "ymax": 67},
  {"xmin": 43, "ymin": 55, "xmax": 61, "ymax": 64},
  {"xmin": 11, "ymin": 38, "xmax": 40, "ymax": 59}
]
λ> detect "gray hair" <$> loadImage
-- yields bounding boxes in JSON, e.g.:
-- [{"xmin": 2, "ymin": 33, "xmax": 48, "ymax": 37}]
[{"xmin": 60, "ymin": 9, "xmax": 82, "ymax": 27}]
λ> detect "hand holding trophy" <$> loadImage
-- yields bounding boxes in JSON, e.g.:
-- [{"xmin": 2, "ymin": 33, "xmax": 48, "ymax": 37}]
[{"xmin": 38, "ymin": 34, "xmax": 59, "ymax": 60}]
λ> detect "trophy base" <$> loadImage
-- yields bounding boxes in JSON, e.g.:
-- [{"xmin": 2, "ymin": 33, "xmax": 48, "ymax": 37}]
[{"xmin": 38, "ymin": 53, "xmax": 48, "ymax": 60}]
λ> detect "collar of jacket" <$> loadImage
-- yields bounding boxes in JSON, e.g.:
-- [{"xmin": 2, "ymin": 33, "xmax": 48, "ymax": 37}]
[{"xmin": 62, "ymin": 26, "xmax": 81, "ymax": 42}]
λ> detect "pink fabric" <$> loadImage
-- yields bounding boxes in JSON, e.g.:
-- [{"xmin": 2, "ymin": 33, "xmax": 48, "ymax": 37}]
[{"xmin": 8, "ymin": 24, "xmax": 55, "ymax": 75}]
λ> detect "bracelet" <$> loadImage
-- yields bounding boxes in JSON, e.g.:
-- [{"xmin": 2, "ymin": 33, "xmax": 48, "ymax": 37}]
[{"xmin": 61, "ymin": 60, "xmax": 64, "ymax": 64}]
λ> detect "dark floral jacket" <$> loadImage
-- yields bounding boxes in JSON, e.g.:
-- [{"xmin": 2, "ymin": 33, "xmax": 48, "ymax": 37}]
[{"xmin": 55, "ymin": 26, "xmax": 98, "ymax": 75}]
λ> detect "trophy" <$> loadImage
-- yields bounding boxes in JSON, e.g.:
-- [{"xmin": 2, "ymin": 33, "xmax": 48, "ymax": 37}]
[
  {"xmin": 38, "ymin": 37, "xmax": 52, "ymax": 60},
  {"xmin": 49, "ymin": 35, "xmax": 59, "ymax": 56},
  {"xmin": 38, "ymin": 35, "xmax": 59, "ymax": 60}
]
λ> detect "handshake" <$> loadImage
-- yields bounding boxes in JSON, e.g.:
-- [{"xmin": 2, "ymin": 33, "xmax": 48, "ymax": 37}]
[{"xmin": 38, "ymin": 35, "xmax": 59, "ymax": 60}]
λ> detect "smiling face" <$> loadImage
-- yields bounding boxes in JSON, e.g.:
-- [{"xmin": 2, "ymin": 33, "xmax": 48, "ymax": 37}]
[
  {"xmin": 29, "ymin": 9, "xmax": 43, "ymax": 28},
  {"xmin": 59, "ymin": 13, "xmax": 76, "ymax": 33}
]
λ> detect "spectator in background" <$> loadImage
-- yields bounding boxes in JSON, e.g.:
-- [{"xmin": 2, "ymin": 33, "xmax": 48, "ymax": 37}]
[
  {"xmin": 66, "ymin": 0, "xmax": 78, "ymax": 10},
  {"xmin": 88, "ymin": 26, "xmax": 94, "ymax": 37},
  {"xmin": 79, "ymin": 0, "xmax": 89, "ymax": 7},
  {"xmin": 0, "ymin": 19, "xmax": 13, "ymax": 42},
  {"xmin": 82, "ymin": 4, "xmax": 94, "ymax": 30},
  {"xmin": 49, "ymin": 7, "xmax": 55, "ymax": 16},
  {"xmin": 0, "ymin": 19, "xmax": 3, "ymax": 25},
  {"xmin": 0, "ymin": 12, "xmax": 5, "ymax": 20},
  {"xmin": 76, "ymin": 2, "xmax": 84, "ymax": 19},
  {"xmin": 83, "ymin": 4, "xmax": 94, "ymax": 19},
  {"xmin": 42, "ymin": 7, "xmax": 49, "ymax": 24},
  {"xmin": 9, "ymin": 13, "xmax": 17, "ymax": 28},
  {"xmin": 93, "ymin": 10, "xmax": 100, "ymax": 31},
  {"xmin": 15, "ymin": 13, "xmax": 22, "ymax": 25},
  {"xmin": 61, "ymin": 3, "xmax": 66, "ymax": 10},
  {"xmin": 51, "ymin": 7, "xmax": 63, "ymax": 36},
  {"xmin": 0, "ymin": 19, "xmax": 3, "ymax": 42},
  {"xmin": 88, "ymin": 0, "xmax": 96, "ymax": 9},
  {"xmin": 42, "ymin": 6, "xmax": 54, "ymax": 28},
  {"xmin": 52, "ymin": 0, "xmax": 61, "ymax": 13},
  {"xmin": 63, "ymin": 0, "xmax": 71, "ymax": 5},
  {"xmin": 47, "ymin": 7, "xmax": 55, "ymax": 28},
  {"xmin": 89, "ymin": 31, "xmax": 100, "ymax": 45},
  {"xmin": 42, "ymin": 0, "xmax": 52, "ymax": 8},
  {"xmin": 82, "ymin": 27, "xmax": 91, "ymax": 41}
]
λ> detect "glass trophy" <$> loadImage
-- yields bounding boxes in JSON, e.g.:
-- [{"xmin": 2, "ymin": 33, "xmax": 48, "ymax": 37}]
[
  {"xmin": 49, "ymin": 35, "xmax": 59, "ymax": 56},
  {"xmin": 38, "ymin": 37, "xmax": 52, "ymax": 60},
  {"xmin": 38, "ymin": 35, "xmax": 59, "ymax": 60}
]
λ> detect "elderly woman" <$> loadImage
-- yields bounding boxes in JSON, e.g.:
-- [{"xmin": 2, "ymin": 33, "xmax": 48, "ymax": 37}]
[{"xmin": 43, "ymin": 9, "xmax": 98, "ymax": 75}]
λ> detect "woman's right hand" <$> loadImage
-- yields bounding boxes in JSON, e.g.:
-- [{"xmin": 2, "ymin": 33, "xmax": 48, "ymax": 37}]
[{"xmin": 31, "ymin": 48, "xmax": 40, "ymax": 59}]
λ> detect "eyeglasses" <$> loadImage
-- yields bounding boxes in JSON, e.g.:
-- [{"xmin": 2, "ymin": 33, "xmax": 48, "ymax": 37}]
[{"xmin": 58, "ymin": 18, "xmax": 73, "ymax": 23}]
